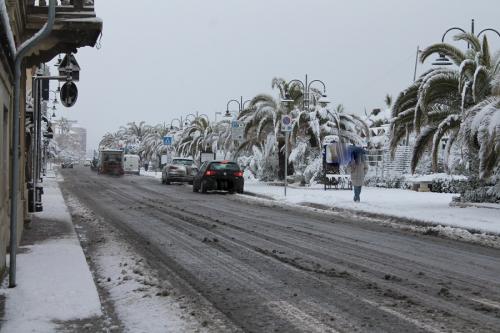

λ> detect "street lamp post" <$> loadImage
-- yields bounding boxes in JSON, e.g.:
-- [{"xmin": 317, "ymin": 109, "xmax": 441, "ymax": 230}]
[
  {"xmin": 184, "ymin": 113, "xmax": 196, "ymax": 126},
  {"xmin": 284, "ymin": 74, "xmax": 329, "ymax": 110},
  {"xmin": 225, "ymin": 96, "xmax": 251, "ymax": 118},
  {"xmin": 433, "ymin": 19, "xmax": 500, "ymax": 66},
  {"xmin": 280, "ymin": 74, "xmax": 330, "ymax": 189},
  {"xmin": 224, "ymin": 110, "xmax": 238, "ymax": 120},
  {"xmin": 49, "ymin": 89, "xmax": 59, "ymax": 104},
  {"xmin": 170, "ymin": 118, "xmax": 182, "ymax": 130}
]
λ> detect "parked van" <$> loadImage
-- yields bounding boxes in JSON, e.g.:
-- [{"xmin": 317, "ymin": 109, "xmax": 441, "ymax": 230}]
[{"xmin": 123, "ymin": 154, "xmax": 140, "ymax": 175}]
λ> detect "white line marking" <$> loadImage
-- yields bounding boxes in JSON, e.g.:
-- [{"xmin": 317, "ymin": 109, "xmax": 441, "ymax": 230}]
[
  {"xmin": 267, "ymin": 301, "xmax": 339, "ymax": 333},
  {"xmin": 362, "ymin": 299, "xmax": 445, "ymax": 333}
]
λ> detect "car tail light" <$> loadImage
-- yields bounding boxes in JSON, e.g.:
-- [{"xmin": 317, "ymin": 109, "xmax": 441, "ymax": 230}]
[
  {"xmin": 234, "ymin": 171, "xmax": 243, "ymax": 177},
  {"xmin": 205, "ymin": 170, "xmax": 216, "ymax": 176}
]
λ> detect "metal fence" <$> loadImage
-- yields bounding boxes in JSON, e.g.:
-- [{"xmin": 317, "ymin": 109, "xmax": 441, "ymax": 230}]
[{"xmin": 365, "ymin": 146, "xmax": 412, "ymax": 179}]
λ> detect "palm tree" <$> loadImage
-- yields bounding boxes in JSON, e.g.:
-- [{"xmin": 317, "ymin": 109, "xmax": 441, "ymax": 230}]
[
  {"xmin": 459, "ymin": 67, "xmax": 500, "ymax": 178},
  {"xmin": 140, "ymin": 123, "xmax": 170, "ymax": 164},
  {"xmin": 99, "ymin": 131, "xmax": 122, "ymax": 149},
  {"xmin": 390, "ymin": 33, "xmax": 498, "ymax": 174},
  {"xmin": 175, "ymin": 117, "xmax": 216, "ymax": 159}
]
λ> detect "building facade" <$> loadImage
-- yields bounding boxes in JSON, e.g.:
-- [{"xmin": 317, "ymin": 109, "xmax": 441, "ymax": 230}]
[{"xmin": 0, "ymin": 0, "xmax": 102, "ymax": 277}]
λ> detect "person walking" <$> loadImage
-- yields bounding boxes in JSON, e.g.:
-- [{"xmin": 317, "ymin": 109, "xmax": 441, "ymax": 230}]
[{"xmin": 347, "ymin": 148, "xmax": 368, "ymax": 202}]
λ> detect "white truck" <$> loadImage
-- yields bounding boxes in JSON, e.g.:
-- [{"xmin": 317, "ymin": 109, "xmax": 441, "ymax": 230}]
[{"xmin": 123, "ymin": 154, "xmax": 140, "ymax": 175}]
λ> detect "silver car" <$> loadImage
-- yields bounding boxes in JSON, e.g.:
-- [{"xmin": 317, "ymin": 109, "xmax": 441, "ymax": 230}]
[{"xmin": 161, "ymin": 158, "xmax": 198, "ymax": 185}]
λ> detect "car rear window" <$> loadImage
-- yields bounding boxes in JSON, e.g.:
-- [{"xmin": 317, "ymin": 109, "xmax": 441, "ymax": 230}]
[
  {"xmin": 209, "ymin": 162, "xmax": 240, "ymax": 171},
  {"xmin": 173, "ymin": 159, "xmax": 194, "ymax": 166}
]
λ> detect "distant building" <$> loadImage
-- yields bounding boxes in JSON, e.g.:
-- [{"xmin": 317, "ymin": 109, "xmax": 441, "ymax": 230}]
[{"xmin": 72, "ymin": 127, "xmax": 87, "ymax": 159}]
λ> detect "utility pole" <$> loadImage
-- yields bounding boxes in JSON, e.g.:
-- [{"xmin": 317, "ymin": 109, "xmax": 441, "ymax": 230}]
[
  {"xmin": 413, "ymin": 46, "xmax": 420, "ymax": 82},
  {"xmin": 284, "ymin": 130, "xmax": 289, "ymax": 197}
]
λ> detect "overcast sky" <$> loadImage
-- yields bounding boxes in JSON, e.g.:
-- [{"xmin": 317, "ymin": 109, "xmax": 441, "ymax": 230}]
[{"xmin": 49, "ymin": 0, "xmax": 500, "ymax": 151}]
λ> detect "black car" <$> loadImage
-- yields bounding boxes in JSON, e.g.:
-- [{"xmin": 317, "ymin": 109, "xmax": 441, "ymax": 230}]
[{"xmin": 193, "ymin": 160, "xmax": 244, "ymax": 194}]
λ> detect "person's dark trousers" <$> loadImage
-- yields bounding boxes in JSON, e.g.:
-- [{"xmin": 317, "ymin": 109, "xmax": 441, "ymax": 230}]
[{"xmin": 353, "ymin": 186, "xmax": 362, "ymax": 202}]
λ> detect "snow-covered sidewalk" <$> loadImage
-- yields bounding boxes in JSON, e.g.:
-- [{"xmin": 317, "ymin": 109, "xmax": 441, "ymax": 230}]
[
  {"xmin": 0, "ymin": 172, "xmax": 102, "ymax": 333},
  {"xmin": 244, "ymin": 182, "xmax": 500, "ymax": 235},
  {"xmin": 140, "ymin": 169, "xmax": 162, "ymax": 179}
]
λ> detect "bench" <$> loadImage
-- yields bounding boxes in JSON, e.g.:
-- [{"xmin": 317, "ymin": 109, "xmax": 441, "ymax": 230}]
[
  {"xmin": 411, "ymin": 180, "xmax": 432, "ymax": 192},
  {"xmin": 324, "ymin": 174, "xmax": 352, "ymax": 190}
]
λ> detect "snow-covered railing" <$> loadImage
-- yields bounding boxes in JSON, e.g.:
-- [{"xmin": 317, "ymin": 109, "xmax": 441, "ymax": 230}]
[
  {"xmin": 29, "ymin": 0, "xmax": 95, "ymax": 10},
  {"xmin": 27, "ymin": 0, "xmax": 97, "ymax": 21}
]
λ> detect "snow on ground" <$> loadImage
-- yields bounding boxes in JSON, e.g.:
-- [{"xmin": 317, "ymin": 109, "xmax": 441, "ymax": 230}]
[
  {"xmin": 67, "ymin": 195, "xmax": 211, "ymax": 333},
  {"xmin": 0, "ymin": 173, "xmax": 101, "ymax": 333},
  {"xmin": 404, "ymin": 173, "xmax": 467, "ymax": 182},
  {"xmin": 94, "ymin": 239, "xmax": 209, "ymax": 333},
  {"xmin": 140, "ymin": 168, "xmax": 162, "ymax": 179},
  {"xmin": 244, "ymin": 183, "xmax": 500, "ymax": 235}
]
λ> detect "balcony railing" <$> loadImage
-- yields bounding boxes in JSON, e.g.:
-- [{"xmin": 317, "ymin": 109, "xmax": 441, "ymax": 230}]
[
  {"xmin": 27, "ymin": 0, "xmax": 96, "ymax": 18},
  {"xmin": 28, "ymin": 0, "xmax": 95, "ymax": 10}
]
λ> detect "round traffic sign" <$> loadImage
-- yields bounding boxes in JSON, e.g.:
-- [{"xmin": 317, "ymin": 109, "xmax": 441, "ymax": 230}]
[
  {"xmin": 282, "ymin": 115, "xmax": 292, "ymax": 125},
  {"xmin": 60, "ymin": 81, "xmax": 78, "ymax": 107}
]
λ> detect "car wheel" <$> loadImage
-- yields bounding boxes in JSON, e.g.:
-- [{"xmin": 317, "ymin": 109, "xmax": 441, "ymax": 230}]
[
  {"xmin": 237, "ymin": 188, "xmax": 244, "ymax": 194},
  {"xmin": 201, "ymin": 180, "xmax": 208, "ymax": 194},
  {"xmin": 188, "ymin": 181, "xmax": 193, "ymax": 185},
  {"xmin": 165, "ymin": 179, "xmax": 171, "ymax": 185},
  {"xmin": 161, "ymin": 178, "xmax": 165, "ymax": 184},
  {"xmin": 192, "ymin": 185, "xmax": 198, "ymax": 192}
]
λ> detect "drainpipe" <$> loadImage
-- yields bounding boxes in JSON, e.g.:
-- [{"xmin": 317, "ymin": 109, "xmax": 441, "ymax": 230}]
[
  {"xmin": 0, "ymin": 0, "xmax": 16, "ymax": 58},
  {"xmin": 9, "ymin": 0, "xmax": 57, "ymax": 288}
]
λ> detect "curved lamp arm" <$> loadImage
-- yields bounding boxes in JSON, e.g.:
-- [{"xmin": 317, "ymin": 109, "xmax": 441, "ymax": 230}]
[
  {"xmin": 226, "ymin": 99, "xmax": 241, "ymax": 112},
  {"xmin": 307, "ymin": 79, "xmax": 326, "ymax": 93},
  {"xmin": 441, "ymin": 27, "xmax": 467, "ymax": 42},
  {"xmin": 170, "ymin": 118, "xmax": 181, "ymax": 129},
  {"xmin": 242, "ymin": 99, "xmax": 252, "ymax": 110},
  {"xmin": 185, "ymin": 114, "xmax": 196, "ymax": 123},
  {"xmin": 198, "ymin": 113, "xmax": 210, "ymax": 122},
  {"xmin": 477, "ymin": 28, "xmax": 500, "ymax": 38},
  {"xmin": 287, "ymin": 79, "xmax": 305, "ymax": 92}
]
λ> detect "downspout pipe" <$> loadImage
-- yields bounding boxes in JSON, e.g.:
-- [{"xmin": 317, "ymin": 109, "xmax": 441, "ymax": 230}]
[
  {"xmin": 0, "ymin": 0, "xmax": 16, "ymax": 59},
  {"xmin": 9, "ymin": 0, "xmax": 57, "ymax": 288}
]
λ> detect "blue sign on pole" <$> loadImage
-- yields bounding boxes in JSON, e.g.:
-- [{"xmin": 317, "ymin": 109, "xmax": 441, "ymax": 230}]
[{"xmin": 163, "ymin": 135, "xmax": 173, "ymax": 145}]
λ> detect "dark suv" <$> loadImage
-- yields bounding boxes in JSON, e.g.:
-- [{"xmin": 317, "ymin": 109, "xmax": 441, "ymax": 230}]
[{"xmin": 193, "ymin": 161, "xmax": 244, "ymax": 194}]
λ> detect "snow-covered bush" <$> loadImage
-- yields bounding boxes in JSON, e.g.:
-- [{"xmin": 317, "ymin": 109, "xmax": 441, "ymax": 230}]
[
  {"xmin": 365, "ymin": 176, "xmax": 412, "ymax": 189},
  {"xmin": 239, "ymin": 134, "xmax": 279, "ymax": 181},
  {"xmin": 460, "ymin": 174, "xmax": 500, "ymax": 203},
  {"xmin": 289, "ymin": 139, "xmax": 321, "ymax": 185},
  {"xmin": 430, "ymin": 178, "xmax": 470, "ymax": 193},
  {"xmin": 303, "ymin": 155, "xmax": 323, "ymax": 185}
]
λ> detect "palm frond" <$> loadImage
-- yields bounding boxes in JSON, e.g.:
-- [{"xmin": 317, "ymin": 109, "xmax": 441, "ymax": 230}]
[
  {"xmin": 411, "ymin": 125, "xmax": 438, "ymax": 173},
  {"xmin": 443, "ymin": 129, "xmax": 459, "ymax": 172},
  {"xmin": 453, "ymin": 32, "xmax": 481, "ymax": 53},
  {"xmin": 458, "ymin": 59, "xmax": 476, "ymax": 92},
  {"xmin": 420, "ymin": 43, "xmax": 466, "ymax": 66},
  {"xmin": 391, "ymin": 83, "xmax": 419, "ymax": 119},
  {"xmin": 472, "ymin": 66, "xmax": 490, "ymax": 102},
  {"xmin": 431, "ymin": 115, "xmax": 461, "ymax": 171},
  {"xmin": 481, "ymin": 35, "xmax": 491, "ymax": 68}
]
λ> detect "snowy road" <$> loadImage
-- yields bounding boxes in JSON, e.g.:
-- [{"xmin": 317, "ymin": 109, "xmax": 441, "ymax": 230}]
[{"xmin": 60, "ymin": 167, "xmax": 500, "ymax": 333}]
